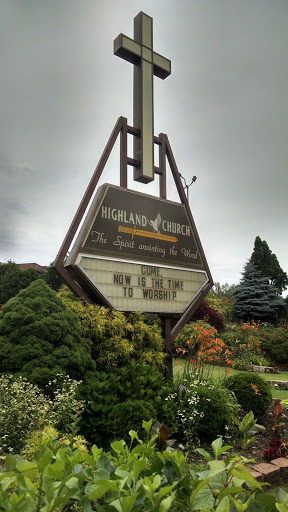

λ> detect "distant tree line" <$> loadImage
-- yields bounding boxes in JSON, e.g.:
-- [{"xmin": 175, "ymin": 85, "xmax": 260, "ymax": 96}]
[{"xmin": 0, "ymin": 260, "xmax": 63, "ymax": 304}]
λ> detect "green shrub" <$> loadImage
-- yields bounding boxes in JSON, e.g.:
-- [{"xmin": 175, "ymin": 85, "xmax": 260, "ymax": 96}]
[
  {"xmin": 64, "ymin": 298, "xmax": 165, "ymax": 370},
  {"xmin": 21, "ymin": 425, "xmax": 88, "ymax": 461},
  {"xmin": 221, "ymin": 331, "xmax": 247, "ymax": 347},
  {"xmin": 173, "ymin": 381, "xmax": 238, "ymax": 446},
  {"xmin": 107, "ymin": 400, "xmax": 156, "ymax": 442},
  {"xmin": 0, "ymin": 374, "xmax": 81, "ymax": 454},
  {"xmin": 80, "ymin": 361, "xmax": 176, "ymax": 447},
  {"xmin": 221, "ymin": 324, "xmax": 272, "ymax": 370},
  {"xmin": 0, "ymin": 280, "xmax": 95, "ymax": 389},
  {"xmin": 196, "ymin": 385, "xmax": 238, "ymax": 441},
  {"xmin": 168, "ymin": 364, "xmax": 239, "ymax": 446},
  {"xmin": 224, "ymin": 371, "xmax": 272, "ymax": 417},
  {"xmin": 259, "ymin": 325, "xmax": 288, "ymax": 364},
  {"xmin": 233, "ymin": 352, "xmax": 271, "ymax": 371}
]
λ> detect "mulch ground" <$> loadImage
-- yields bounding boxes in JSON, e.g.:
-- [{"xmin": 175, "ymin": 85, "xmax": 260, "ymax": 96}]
[{"xmin": 187, "ymin": 403, "xmax": 286, "ymax": 467}]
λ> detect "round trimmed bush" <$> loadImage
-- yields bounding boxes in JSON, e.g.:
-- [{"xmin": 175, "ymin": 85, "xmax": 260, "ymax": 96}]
[
  {"xmin": 224, "ymin": 371, "xmax": 272, "ymax": 417},
  {"xmin": 195, "ymin": 385, "xmax": 238, "ymax": 441},
  {"xmin": 107, "ymin": 400, "xmax": 156, "ymax": 442}
]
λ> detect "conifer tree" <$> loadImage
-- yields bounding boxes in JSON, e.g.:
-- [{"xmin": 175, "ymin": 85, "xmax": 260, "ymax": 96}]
[
  {"xmin": 233, "ymin": 260, "xmax": 285, "ymax": 322},
  {"xmin": 0, "ymin": 279, "xmax": 96, "ymax": 388},
  {"xmin": 0, "ymin": 260, "xmax": 40, "ymax": 304},
  {"xmin": 250, "ymin": 236, "xmax": 288, "ymax": 294}
]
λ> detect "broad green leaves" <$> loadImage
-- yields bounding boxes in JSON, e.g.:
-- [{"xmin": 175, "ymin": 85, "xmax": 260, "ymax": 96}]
[{"xmin": 0, "ymin": 422, "xmax": 287, "ymax": 511}]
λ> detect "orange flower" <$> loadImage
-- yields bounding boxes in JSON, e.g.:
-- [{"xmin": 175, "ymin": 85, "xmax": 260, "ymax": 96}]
[
  {"xmin": 225, "ymin": 358, "xmax": 233, "ymax": 365},
  {"xmin": 195, "ymin": 365, "xmax": 200, "ymax": 369},
  {"xmin": 186, "ymin": 340, "xmax": 191, "ymax": 344},
  {"xmin": 251, "ymin": 384, "xmax": 261, "ymax": 395},
  {"xmin": 226, "ymin": 368, "xmax": 232, "ymax": 373},
  {"xmin": 174, "ymin": 361, "xmax": 179, "ymax": 365}
]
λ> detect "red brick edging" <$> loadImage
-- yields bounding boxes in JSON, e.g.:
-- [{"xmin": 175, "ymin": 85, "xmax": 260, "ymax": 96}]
[{"xmin": 249, "ymin": 458, "xmax": 288, "ymax": 486}]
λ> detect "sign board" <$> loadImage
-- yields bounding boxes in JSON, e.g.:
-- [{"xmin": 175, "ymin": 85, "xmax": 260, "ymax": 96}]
[
  {"xmin": 54, "ymin": 10, "xmax": 213, "ymax": 363},
  {"xmin": 65, "ymin": 184, "xmax": 209, "ymax": 313}
]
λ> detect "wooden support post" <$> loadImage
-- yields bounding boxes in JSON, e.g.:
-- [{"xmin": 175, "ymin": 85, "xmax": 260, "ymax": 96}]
[{"xmin": 164, "ymin": 316, "xmax": 173, "ymax": 380}]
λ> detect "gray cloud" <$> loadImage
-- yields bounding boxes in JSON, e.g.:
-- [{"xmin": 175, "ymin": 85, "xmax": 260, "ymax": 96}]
[{"xmin": 0, "ymin": 0, "xmax": 287, "ymax": 290}]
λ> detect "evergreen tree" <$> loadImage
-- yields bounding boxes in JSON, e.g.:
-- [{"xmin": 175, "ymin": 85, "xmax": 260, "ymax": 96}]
[
  {"xmin": 233, "ymin": 260, "xmax": 285, "ymax": 322},
  {"xmin": 0, "ymin": 279, "xmax": 95, "ymax": 389},
  {"xmin": 41, "ymin": 261, "xmax": 64, "ymax": 291},
  {"xmin": 250, "ymin": 236, "xmax": 288, "ymax": 294},
  {"xmin": 0, "ymin": 260, "xmax": 40, "ymax": 304}
]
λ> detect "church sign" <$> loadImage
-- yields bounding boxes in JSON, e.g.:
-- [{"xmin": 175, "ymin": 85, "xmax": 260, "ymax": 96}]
[
  {"xmin": 54, "ymin": 11, "xmax": 213, "ymax": 369},
  {"xmin": 66, "ymin": 184, "xmax": 208, "ymax": 313}
]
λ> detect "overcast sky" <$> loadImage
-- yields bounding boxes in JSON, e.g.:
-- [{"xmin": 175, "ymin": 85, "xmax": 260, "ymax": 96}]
[{"xmin": 1, "ymin": 0, "xmax": 287, "ymax": 290}]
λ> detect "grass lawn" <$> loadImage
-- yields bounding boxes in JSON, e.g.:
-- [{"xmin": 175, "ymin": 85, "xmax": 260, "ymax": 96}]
[{"xmin": 173, "ymin": 359, "xmax": 288, "ymax": 400}]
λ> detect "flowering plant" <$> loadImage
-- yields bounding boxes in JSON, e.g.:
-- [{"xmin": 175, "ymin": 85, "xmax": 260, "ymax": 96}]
[
  {"xmin": 222, "ymin": 322, "xmax": 271, "ymax": 370},
  {"xmin": 174, "ymin": 321, "xmax": 234, "ymax": 371},
  {"xmin": 168, "ymin": 362, "xmax": 238, "ymax": 447},
  {"xmin": 0, "ymin": 374, "xmax": 81, "ymax": 455}
]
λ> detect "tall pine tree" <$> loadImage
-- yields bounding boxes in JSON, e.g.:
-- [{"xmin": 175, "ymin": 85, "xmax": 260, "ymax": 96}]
[
  {"xmin": 250, "ymin": 236, "xmax": 288, "ymax": 294},
  {"xmin": 233, "ymin": 260, "xmax": 285, "ymax": 322}
]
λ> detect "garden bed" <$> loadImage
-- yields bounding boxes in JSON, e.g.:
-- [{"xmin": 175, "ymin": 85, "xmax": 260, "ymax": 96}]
[
  {"xmin": 267, "ymin": 380, "xmax": 288, "ymax": 390},
  {"xmin": 187, "ymin": 402, "xmax": 286, "ymax": 475}
]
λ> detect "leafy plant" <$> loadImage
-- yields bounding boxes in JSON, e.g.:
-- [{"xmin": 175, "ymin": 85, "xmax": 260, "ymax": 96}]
[
  {"xmin": 189, "ymin": 299, "xmax": 225, "ymax": 331},
  {"xmin": 107, "ymin": 400, "xmax": 156, "ymax": 442},
  {"xmin": 232, "ymin": 410, "xmax": 257, "ymax": 449},
  {"xmin": 0, "ymin": 421, "xmax": 286, "ymax": 512},
  {"xmin": 168, "ymin": 364, "xmax": 239, "ymax": 447},
  {"xmin": 173, "ymin": 321, "xmax": 234, "ymax": 370},
  {"xmin": 272, "ymin": 399, "xmax": 285, "ymax": 434},
  {"xmin": 263, "ymin": 437, "xmax": 282, "ymax": 460},
  {"xmin": 259, "ymin": 325, "xmax": 288, "ymax": 364},
  {"xmin": 0, "ymin": 260, "xmax": 40, "ymax": 304},
  {"xmin": 64, "ymin": 298, "xmax": 166, "ymax": 370},
  {"xmin": 0, "ymin": 374, "xmax": 82, "ymax": 455},
  {"xmin": 21, "ymin": 425, "xmax": 88, "ymax": 461},
  {"xmin": 221, "ymin": 321, "xmax": 272, "ymax": 370},
  {"xmin": 80, "ymin": 361, "xmax": 176, "ymax": 448}
]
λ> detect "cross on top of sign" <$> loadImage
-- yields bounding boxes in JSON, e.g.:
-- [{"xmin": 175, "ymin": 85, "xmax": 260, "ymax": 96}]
[{"xmin": 114, "ymin": 12, "xmax": 171, "ymax": 184}]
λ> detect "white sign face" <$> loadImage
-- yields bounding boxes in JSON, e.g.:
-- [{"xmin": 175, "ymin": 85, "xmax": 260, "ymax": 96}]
[{"xmin": 76, "ymin": 254, "xmax": 208, "ymax": 313}]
